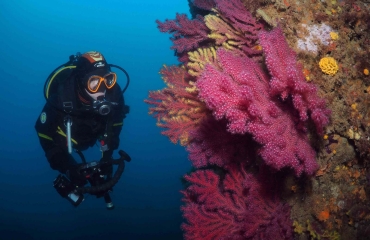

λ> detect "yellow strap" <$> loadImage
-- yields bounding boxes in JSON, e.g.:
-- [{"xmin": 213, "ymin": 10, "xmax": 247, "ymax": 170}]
[
  {"xmin": 56, "ymin": 126, "xmax": 78, "ymax": 145},
  {"xmin": 113, "ymin": 122, "xmax": 123, "ymax": 127},
  {"xmin": 38, "ymin": 133, "xmax": 53, "ymax": 141},
  {"xmin": 46, "ymin": 66, "xmax": 76, "ymax": 99}
]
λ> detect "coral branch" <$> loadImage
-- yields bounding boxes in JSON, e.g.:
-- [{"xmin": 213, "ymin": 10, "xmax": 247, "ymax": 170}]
[
  {"xmin": 258, "ymin": 27, "xmax": 331, "ymax": 134},
  {"xmin": 204, "ymin": 0, "xmax": 262, "ymax": 57},
  {"xmin": 156, "ymin": 14, "xmax": 209, "ymax": 54},
  {"xmin": 187, "ymin": 117, "xmax": 255, "ymax": 168},
  {"xmin": 145, "ymin": 65, "xmax": 207, "ymax": 145},
  {"xmin": 212, "ymin": 0, "xmax": 263, "ymax": 56},
  {"xmin": 187, "ymin": 47, "xmax": 219, "ymax": 77},
  {"xmin": 181, "ymin": 166, "xmax": 293, "ymax": 240},
  {"xmin": 216, "ymin": 0, "xmax": 262, "ymax": 36},
  {"xmin": 193, "ymin": 0, "xmax": 216, "ymax": 11}
]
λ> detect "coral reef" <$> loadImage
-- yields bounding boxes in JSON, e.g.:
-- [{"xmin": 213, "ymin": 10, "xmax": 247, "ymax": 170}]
[
  {"xmin": 252, "ymin": 0, "xmax": 370, "ymax": 239},
  {"xmin": 181, "ymin": 165, "xmax": 293, "ymax": 240},
  {"xmin": 147, "ymin": 0, "xmax": 370, "ymax": 239}
]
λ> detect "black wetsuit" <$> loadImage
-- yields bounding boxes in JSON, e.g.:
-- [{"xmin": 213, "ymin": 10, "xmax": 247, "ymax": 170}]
[{"xmin": 35, "ymin": 74, "xmax": 127, "ymax": 174}]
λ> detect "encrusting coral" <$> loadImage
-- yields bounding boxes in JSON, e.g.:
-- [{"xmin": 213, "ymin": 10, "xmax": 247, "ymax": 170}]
[{"xmin": 319, "ymin": 57, "xmax": 339, "ymax": 76}]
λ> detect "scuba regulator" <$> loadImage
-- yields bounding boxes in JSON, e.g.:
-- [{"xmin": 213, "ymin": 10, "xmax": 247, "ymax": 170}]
[{"xmin": 92, "ymin": 98, "xmax": 118, "ymax": 116}]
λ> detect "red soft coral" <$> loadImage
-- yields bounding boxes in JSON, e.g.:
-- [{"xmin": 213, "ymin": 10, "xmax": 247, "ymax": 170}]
[
  {"xmin": 193, "ymin": 0, "xmax": 216, "ymax": 11},
  {"xmin": 215, "ymin": 0, "xmax": 262, "ymax": 48},
  {"xmin": 181, "ymin": 166, "xmax": 293, "ymax": 240},
  {"xmin": 187, "ymin": 116, "xmax": 255, "ymax": 168},
  {"xmin": 156, "ymin": 14, "xmax": 210, "ymax": 62}
]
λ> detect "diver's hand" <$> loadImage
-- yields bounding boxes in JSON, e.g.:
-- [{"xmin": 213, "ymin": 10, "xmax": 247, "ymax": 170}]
[
  {"xmin": 100, "ymin": 149, "xmax": 114, "ymax": 177},
  {"xmin": 100, "ymin": 157, "xmax": 113, "ymax": 178},
  {"xmin": 66, "ymin": 165, "xmax": 87, "ymax": 187},
  {"xmin": 101, "ymin": 149, "xmax": 113, "ymax": 162}
]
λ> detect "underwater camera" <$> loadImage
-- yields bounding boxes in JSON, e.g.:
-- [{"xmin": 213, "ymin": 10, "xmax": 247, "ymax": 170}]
[
  {"xmin": 53, "ymin": 174, "xmax": 84, "ymax": 207},
  {"xmin": 53, "ymin": 150, "xmax": 131, "ymax": 209}
]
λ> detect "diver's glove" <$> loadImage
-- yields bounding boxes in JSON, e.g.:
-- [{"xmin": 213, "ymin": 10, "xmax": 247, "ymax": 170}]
[{"xmin": 66, "ymin": 165, "xmax": 87, "ymax": 187}]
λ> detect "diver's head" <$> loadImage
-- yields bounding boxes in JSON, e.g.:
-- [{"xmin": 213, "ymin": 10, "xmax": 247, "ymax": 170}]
[{"xmin": 75, "ymin": 51, "xmax": 117, "ymax": 102}]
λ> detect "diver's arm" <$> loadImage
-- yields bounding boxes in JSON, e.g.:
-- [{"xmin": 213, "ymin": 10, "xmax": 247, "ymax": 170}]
[{"xmin": 35, "ymin": 103, "xmax": 75, "ymax": 173}]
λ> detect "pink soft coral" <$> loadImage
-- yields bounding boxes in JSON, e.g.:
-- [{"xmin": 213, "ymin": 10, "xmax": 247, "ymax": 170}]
[
  {"xmin": 197, "ymin": 48, "xmax": 319, "ymax": 176},
  {"xmin": 258, "ymin": 27, "xmax": 331, "ymax": 134}
]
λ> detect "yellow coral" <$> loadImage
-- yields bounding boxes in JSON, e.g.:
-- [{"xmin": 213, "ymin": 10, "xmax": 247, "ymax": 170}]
[
  {"xmin": 187, "ymin": 47, "xmax": 217, "ymax": 76},
  {"xmin": 205, "ymin": 14, "xmax": 242, "ymax": 50},
  {"xmin": 293, "ymin": 220, "xmax": 305, "ymax": 234},
  {"xmin": 256, "ymin": 8, "xmax": 276, "ymax": 27},
  {"xmin": 306, "ymin": 220, "xmax": 320, "ymax": 239},
  {"xmin": 322, "ymin": 231, "xmax": 340, "ymax": 240},
  {"xmin": 204, "ymin": 13, "xmax": 258, "ymax": 56},
  {"xmin": 185, "ymin": 81, "xmax": 198, "ymax": 93},
  {"xmin": 319, "ymin": 57, "xmax": 338, "ymax": 75},
  {"xmin": 330, "ymin": 32, "xmax": 338, "ymax": 40},
  {"xmin": 147, "ymin": 65, "xmax": 207, "ymax": 146}
]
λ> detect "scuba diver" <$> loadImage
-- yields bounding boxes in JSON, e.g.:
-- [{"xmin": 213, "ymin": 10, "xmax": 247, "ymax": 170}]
[{"xmin": 35, "ymin": 51, "xmax": 131, "ymax": 209}]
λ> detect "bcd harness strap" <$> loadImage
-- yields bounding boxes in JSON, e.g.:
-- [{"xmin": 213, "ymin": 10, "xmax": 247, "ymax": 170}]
[
  {"xmin": 59, "ymin": 71, "xmax": 76, "ymax": 114},
  {"xmin": 45, "ymin": 65, "xmax": 76, "ymax": 99}
]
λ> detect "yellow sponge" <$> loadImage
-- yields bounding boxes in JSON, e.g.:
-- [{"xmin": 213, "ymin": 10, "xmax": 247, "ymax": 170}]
[{"xmin": 319, "ymin": 57, "xmax": 338, "ymax": 75}]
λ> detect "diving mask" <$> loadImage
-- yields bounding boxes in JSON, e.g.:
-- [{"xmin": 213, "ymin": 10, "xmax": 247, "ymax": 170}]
[{"xmin": 87, "ymin": 72, "xmax": 117, "ymax": 93}]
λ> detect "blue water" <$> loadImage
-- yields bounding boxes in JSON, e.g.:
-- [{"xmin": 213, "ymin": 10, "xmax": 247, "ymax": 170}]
[{"xmin": 0, "ymin": 1, "xmax": 191, "ymax": 239}]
